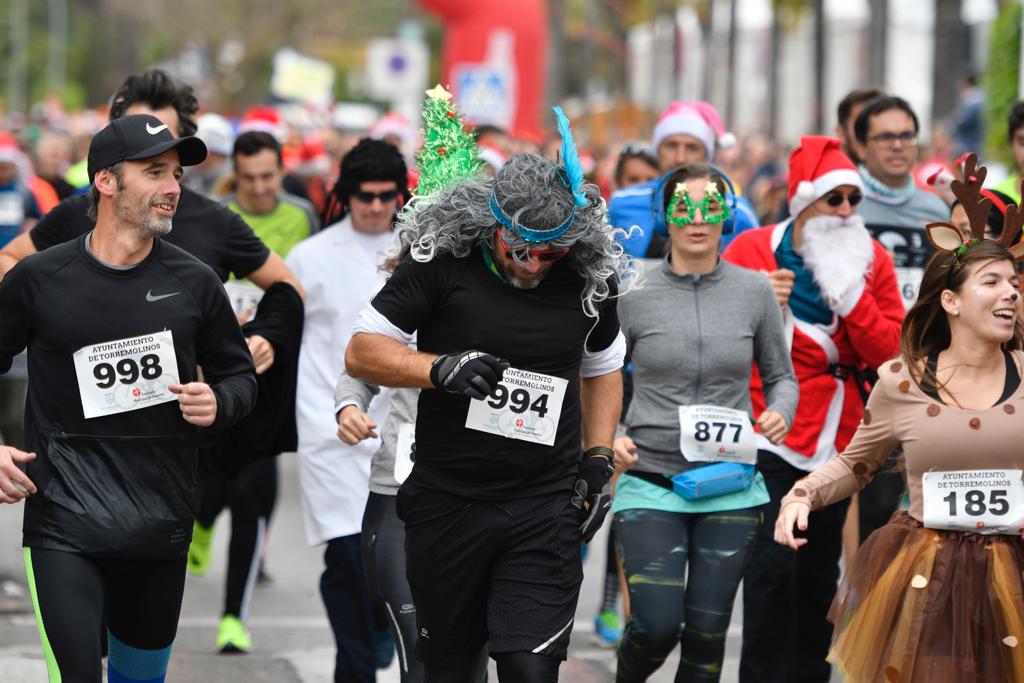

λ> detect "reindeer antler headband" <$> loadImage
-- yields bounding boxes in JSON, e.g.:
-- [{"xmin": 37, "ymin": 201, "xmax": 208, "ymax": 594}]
[{"xmin": 925, "ymin": 153, "xmax": 1024, "ymax": 262}]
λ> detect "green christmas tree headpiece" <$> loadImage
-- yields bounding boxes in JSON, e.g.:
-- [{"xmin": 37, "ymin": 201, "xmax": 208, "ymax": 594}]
[{"xmin": 413, "ymin": 84, "xmax": 484, "ymax": 199}]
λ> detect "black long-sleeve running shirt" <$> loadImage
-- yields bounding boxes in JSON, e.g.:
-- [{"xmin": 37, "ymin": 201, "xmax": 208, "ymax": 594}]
[{"xmin": 0, "ymin": 235, "xmax": 257, "ymax": 558}]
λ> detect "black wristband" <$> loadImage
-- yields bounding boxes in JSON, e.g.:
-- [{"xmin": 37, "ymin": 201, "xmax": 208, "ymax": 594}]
[{"xmin": 583, "ymin": 446, "xmax": 614, "ymax": 462}]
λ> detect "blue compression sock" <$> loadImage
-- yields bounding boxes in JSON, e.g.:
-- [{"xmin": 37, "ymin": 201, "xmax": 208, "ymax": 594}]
[{"xmin": 107, "ymin": 632, "xmax": 173, "ymax": 683}]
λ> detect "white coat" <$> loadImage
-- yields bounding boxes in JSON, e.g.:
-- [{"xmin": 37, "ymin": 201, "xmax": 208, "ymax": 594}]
[{"xmin": 286, "ymin": 216, "xmax": 393, "ymax": 546}]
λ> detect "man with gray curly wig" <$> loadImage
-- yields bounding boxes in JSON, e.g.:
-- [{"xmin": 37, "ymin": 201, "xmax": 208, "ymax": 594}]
[{"xmin": 346, "ymin": 151, "xmax": 629, "ymax": 682}]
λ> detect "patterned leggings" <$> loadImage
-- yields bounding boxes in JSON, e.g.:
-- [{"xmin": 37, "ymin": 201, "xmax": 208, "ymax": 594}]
[{"xmin": 614, "ymin": 507, "xmax": 762, "ymax": 682}]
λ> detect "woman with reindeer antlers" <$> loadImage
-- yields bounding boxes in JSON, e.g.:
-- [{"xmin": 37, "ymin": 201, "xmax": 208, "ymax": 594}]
[{"xmin": 775, "ymin": 154, "xmax": 1024, "ymax": 682}]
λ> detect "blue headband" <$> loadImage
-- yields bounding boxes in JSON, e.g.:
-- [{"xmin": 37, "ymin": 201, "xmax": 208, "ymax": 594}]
[
  {"xmin": 488, "ymin": 189, "xmax": 575, "ymax": 242},
  {"xmin": 486, "ymin": 107, "xmax": 586, "ymax": 243}
]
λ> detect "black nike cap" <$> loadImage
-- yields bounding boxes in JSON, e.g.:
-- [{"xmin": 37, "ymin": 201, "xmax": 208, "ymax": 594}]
[{"xmin": 87, "ymin": 114, "xmax": 207, "ymax": 182}]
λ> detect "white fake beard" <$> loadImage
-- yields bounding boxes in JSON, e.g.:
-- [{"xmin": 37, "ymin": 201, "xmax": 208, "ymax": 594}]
[{"xmin": 799, "ymin": 214, "xmax": 874, "ymax": 306}]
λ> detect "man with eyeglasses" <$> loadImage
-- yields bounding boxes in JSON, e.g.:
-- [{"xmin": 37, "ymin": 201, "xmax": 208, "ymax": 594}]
[
  {"xmin": 852, "ymin": 96, "xmax": 949, "ymax": 312},
  {"xmin": 723, "ymin": 136, "xmax": 903, "ymax": 683},
  {"xmin": 284, "ymin": 138, "xmax": 409, "ymax": 683},
  {"xmin": 345, "ymin": 145, "xmax": 628, "ymax": 681}
]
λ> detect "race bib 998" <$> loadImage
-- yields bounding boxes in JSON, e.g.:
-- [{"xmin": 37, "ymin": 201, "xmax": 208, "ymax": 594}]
[
  {"xmin": 72, "ymin": 330, "xmax": 180, "ymax": 419},
  {"xmin": 465, "ymin": 368, "xmax": 568, "ymax": 446},
  {"xmin": 922, "ymin": 469, "xmax": 1024, "ymax": 535}
]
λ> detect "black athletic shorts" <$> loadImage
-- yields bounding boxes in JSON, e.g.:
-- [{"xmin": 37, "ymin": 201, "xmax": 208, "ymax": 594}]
[{"xmin": 397, "ymin": 484, "xmax": 582, "ymax": 666}]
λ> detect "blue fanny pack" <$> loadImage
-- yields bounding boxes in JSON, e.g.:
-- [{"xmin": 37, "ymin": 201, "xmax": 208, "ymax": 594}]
[
  {"xmin": 672, "ymin": 463, "xmax": 756, "ymax": 501},
  {"xmin": 631, "ymin": 463, "xmax": 756, "ymax": 501}
]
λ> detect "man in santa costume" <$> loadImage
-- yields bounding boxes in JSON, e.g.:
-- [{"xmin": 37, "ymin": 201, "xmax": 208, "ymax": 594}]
[{"xmin": 722, "ymin": 136, "xmax": 904, "ymax": 683}]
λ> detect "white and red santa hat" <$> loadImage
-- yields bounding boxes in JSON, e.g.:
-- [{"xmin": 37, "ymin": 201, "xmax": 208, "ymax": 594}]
[
  {"xmin": 239, "ymin": 105, "xmax": 284, "ymax": 140},
  {"xmin": 788, "ymin": 135, "xmax": 864, "ymax": 218},
  {"xmin": 369, "ymin": 113, "xmax": 415, "ymax": 153},
  {"xmin": 651, "ymin": 101, "xmax": 735, "ymax": 162}
]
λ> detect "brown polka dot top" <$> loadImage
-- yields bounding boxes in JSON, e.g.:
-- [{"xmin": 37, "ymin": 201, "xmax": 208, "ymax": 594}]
[{"xmin": 779, "ymin": 353, "xmax": 1024, "ymax": 523}]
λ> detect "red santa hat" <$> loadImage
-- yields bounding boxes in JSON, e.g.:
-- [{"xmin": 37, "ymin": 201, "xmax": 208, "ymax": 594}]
[
  {"xmin": 788, "ymin": 135, "xmax": 864, "ymax": 218},
  {"xmin": 369, "ymin": 113, "xmax": 415, "ymax": 152},
  {"xmin": 239, "ymin": 105, "xmax": 284, "ymax": 140},
  {"xmin": 651, "ymin": 101, "xmax": 735, "ymax": 162}
]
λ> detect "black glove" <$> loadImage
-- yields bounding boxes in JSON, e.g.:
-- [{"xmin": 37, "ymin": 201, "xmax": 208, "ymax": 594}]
[
  {"xmin": 429, "ymin": 350, "xmax": 509, "ymax": 400},
  {"xmin": 571, "ymin": 447, "xmax": 615, "ymax": 543}
]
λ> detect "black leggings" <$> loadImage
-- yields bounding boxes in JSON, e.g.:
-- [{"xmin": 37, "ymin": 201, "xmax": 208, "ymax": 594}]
[
  {"xmin": 424, "ymin": 652, "xmax": 557, "ymax": 683},
  {"xmin": 24, "ymin": 547, "xmax": 186, "ymax": 683},
  {"xmin": 196, "ymin": 456, "xmax": 278, "ymax": 618},
  {"xmin": 614, "ymin": 507, "xmax": 761, "ymax": 683},
  {"xmin": 361, "ymin": 492, "xmax": 487, "ymax": 683}
]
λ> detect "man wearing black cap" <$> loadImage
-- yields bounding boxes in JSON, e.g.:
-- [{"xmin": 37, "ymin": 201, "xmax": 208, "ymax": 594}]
[{"xmin": 0, "ymin": 114, "xmax": 257, "ymax": 683}]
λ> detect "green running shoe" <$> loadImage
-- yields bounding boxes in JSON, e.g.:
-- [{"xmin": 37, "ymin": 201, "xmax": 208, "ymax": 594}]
[
  {"xmin": 187, "ymin": 521, "xmax": 214, "ymax": 576},
  {"xmin": 593, "ymin": 609, "xmax": 623, "ymax": 647},
  {"xmin": 217, "ymin": 614, "xmax": 252, "ymax": 654}
]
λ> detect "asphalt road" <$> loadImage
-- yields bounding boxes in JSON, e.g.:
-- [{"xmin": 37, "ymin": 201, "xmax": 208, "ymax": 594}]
[{"xmin": 0, "ymin": 454, "xmax": 837, "ymax": 682}]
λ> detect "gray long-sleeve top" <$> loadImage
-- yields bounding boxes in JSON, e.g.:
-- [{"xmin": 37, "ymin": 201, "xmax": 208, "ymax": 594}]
[
  {"xmin": 620, "ymin": 257, "xmax": 799, "ymax": 474},
  {"xmin": 334, "ymin": 371, "xmax": 418, "ymax": 496}
]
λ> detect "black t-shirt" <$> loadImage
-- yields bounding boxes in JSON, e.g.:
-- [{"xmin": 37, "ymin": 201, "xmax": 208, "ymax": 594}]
[
  {"xmin": 30, "ymin": 187, "xmax": 270, "ymax": 282},
  {"xmin": 371, "ymin": 246, "xmax": 620, "ymax": 500},
  {"xmin": 0, "ymin": 236, "xmax": 258, "ymax": 558}
]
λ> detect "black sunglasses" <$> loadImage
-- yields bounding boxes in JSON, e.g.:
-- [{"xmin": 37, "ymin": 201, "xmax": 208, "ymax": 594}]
[
  {"xmin": 353, "ymin": 189, "xmax": 399, "ymax": 204},
  {"xmin": 824, "ymin": 191, "xmax": 863, "ymax": 207}
]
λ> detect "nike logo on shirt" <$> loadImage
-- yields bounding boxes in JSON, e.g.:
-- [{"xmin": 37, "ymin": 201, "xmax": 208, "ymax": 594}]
[
  {"xmin": 146, "ymin": 123, "xmax": 169, "ymax": 135},
  {"xmin": 146, "ymin": 290, "xmax": 180, "ymax": 302}
]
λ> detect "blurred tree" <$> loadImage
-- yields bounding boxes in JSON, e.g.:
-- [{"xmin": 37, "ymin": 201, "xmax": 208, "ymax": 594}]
[
  {"xmin": 1, "ymin": 0, "xmax": 431, "ymax": 112},
  {"xmin": 931, "ymin": 0, "xmax": 971, "ymax": 123},
  {"xmin": 983, "ymin": 0, "xmax": 1021, "ymax": 164}
]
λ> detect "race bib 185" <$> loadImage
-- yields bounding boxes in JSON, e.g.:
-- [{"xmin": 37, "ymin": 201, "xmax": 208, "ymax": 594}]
[
  {"xmin": 922, "ymin": 469, "xmax": 1024, "ymax": 535},
  {"xmin": 464, "ymin": 368, "xmax": 568, "ymax": 446},
  {"xmin": 678, "ymin": 405, "xmax": 757, "ymax": 465},
  {"xmin": 72, "ymin": 330, "xmax": 180, "ymax": 419}
]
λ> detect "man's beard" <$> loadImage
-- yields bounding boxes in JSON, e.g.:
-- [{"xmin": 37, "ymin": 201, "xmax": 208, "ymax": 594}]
[
  {"xmin": 800, "ymin": 213, "xmax": 874, "ymax": 306},
  {"xmin": 115, "ymin": 190, "xmax": 173, "ymax": 238},
  {"xmin": 500, "ymin": 264, "xmax": 546, "ymax": 290}
]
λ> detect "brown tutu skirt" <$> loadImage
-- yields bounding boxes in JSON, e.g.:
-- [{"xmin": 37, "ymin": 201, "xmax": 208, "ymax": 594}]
[{"xmin": 828, "ymin": 512, "xmax": 1024, "ymax": 682}]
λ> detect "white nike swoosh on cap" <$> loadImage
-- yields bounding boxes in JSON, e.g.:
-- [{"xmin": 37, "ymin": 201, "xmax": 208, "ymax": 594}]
[
  {"xmin": 146, "ymin": 290, "xmax": 180, "ymax": 302},
  {"xmin": 146, "ymin": 123, "xmax": 169, "ymax": 135}
]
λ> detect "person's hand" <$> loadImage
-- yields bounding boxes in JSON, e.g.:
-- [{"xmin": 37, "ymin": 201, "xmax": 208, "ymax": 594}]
[
  {"xmin": 429, "ymin": 351, "xmax": 509, "ymax": 400},
  {"xmin": 571, "ymin": 448, "xmax": 615, "ymax": 543},
  {"xmin": 612, "ymin": 435, "xmax": 639, "ymax": 474},
  {"xmin": 756, "ymin": 411, "xmax": 789, "ymax": 445},
  {"xmin": 774, "ymin": 501, "xmax": 810, "ymax": 550},
  {"xmin": 246, "ymin": 334, "xmax": 275, "ymax": 374},
  {"xmin": 768, "ymin": 269, "xmax": 796, "ymax": 307},
  {"xmin": 0, "ymin": 445, "xmax": 36, "ymax": 503},
  {"xmin": 336, "ymin": 406, "xmax": 379, "ymax": 445},
  {"xmin": 170, "ymin": 382, "xmax": 218, "ymax": 427}
]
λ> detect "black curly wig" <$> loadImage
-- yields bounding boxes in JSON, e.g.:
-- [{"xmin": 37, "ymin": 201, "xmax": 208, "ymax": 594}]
[{"xmin": 323, "ymin": 137, "xmax": 408, "ymax": 226}]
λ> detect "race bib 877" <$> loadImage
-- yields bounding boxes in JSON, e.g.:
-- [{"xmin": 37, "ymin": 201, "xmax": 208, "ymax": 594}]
[{"xmin": 678, "ymin": 405, "xmax": 757, "ymax": 465}]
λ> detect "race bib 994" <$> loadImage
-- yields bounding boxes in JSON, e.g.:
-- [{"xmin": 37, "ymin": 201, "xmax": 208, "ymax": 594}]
[{"xmin": 465, "ymin": 368, "xmax": 568, "ymax": 446}]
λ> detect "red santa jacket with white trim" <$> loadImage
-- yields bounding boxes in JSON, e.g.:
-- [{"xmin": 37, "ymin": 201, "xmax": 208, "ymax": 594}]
[{"xmin": 722, "ymin": 222, "xmax": 904, "ymax": 471}]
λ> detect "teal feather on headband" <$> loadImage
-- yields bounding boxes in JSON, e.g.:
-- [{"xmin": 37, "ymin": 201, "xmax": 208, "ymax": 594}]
[{"xmin": 553, "ymin": 106, "xmax": 588, "ymax": 208}]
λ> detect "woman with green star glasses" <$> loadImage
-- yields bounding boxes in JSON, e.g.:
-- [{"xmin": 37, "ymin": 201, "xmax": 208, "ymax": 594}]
[
  {"xmin": 611, "ymin": 162, "xmax": 797, "ymax": 682},
  {"xmin": 665, "ymin": 178, "xmax": 732, "ymax": 227}
]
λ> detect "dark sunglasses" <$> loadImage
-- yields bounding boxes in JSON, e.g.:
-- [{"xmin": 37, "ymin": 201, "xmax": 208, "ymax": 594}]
[
  {"xmin": 352, "ymin": 189, "xmax": 399, "ymax": 204},
  {"xmin": 824, "ymin": 191, "xmax": 863, "ymax": 207},
  {"xmin": 495, "ymin": 228, "xmax": 570, "ymax": 262}
]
